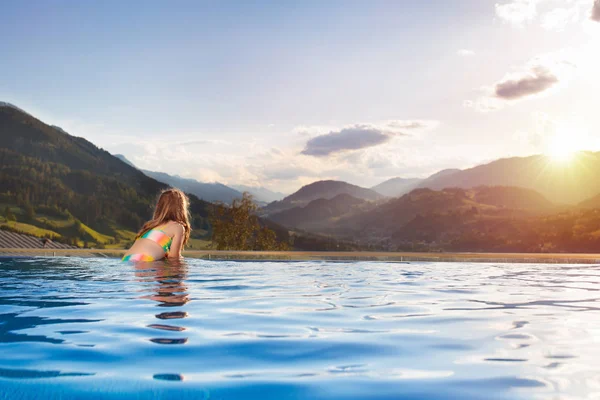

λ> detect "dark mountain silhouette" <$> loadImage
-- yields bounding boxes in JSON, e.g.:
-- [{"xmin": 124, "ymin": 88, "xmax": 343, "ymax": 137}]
[
  {"xmin": 416, "ymin": 153, "xmax": 600, "ymax": 204},
  {"xmin": 268, "ymin": 193, "xmax": 369, "ymax": 231},
  {"xmin": 328, "ymin": 186, "xmax": 556, "ymax": 239},
  {"xmin": 263, "ymin": 180, "xmax": 384, "ymax": 215},
  {"xmin": 332, "ymin": 187, "xmax": 482, "ymax": 238},
  {"xmin": 266, "ymin": 184, "xmax": 600, "ymax": 253},
  {"xmin": 371, "ymin": 177, "xmax": 422, "ymax": 197}
]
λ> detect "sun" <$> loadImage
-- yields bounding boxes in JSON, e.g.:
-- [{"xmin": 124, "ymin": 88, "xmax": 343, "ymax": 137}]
[
  {"xmin": 545, "ymin": 121, "xmax": 590, "ymax": 163},
  {"xmin": 547, "ymin": 132, "xmax": 577, "ymax": 162}
]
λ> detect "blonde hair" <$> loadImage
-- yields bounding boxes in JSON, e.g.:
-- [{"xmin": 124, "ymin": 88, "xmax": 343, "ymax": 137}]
[{"xmin": 137, "ymin": 188, "xmax": 191, "ymax": 245}]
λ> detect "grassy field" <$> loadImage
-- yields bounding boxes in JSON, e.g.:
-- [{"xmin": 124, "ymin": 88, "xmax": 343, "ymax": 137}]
[
  {"xmin": 1, "ymin": 204, "xmax": 140, "ymax": 248},
  {"xmin": 36, "ymin": 214, "xmax": 73, "ymax": 228},
  {"xmin": 0, "ymin": 221, "xmax": 61, "ymax": 239},
  {"xmin": 78, "ymin": 222, "xmax": 113, "ymax": 245},
  {"xmin": 187, "ymin": 238, "xmax": 212, "ymax": 250}
]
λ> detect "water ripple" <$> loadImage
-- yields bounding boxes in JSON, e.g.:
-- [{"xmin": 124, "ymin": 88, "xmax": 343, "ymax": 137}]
[{"xmin": 0, "ymin": 258, "xmax": 599, "ymax": 399}]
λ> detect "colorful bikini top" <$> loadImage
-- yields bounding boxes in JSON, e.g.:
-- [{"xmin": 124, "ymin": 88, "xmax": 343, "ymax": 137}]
[{"xmin": 140, "ymin": 225, "xmax": 173, "ymax": 253}]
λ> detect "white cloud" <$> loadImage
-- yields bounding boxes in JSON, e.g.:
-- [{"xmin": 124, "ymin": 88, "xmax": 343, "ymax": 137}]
[
  {"xmin": 541, "ymin": 6, "xmax": 580, "ymax": 30},
  {"xmin": 495, "ymin": 0, "xmax": 542, "ymax": 24},
  {"xmin": 457, "ymin": 49, "xmax": 476, "ymax": 56},
  {"xmin": 496, "ymin": 0, "xmax": 593, "ymax": 28}
]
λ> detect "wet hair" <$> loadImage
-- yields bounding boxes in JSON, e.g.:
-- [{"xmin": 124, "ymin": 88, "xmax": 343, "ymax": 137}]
[{"xmin": 136, "ymin": 188, "xmax": 191, "ymax": 245}]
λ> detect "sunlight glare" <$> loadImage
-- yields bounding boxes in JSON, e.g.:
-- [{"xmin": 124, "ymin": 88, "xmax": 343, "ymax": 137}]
[{"xmin": 545, "ymin": 120, "xmax": 590, "ymax": 163}]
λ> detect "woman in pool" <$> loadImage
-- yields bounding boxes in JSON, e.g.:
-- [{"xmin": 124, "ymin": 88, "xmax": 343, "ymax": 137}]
[{"xmin": 122, "ymin": 188, "xmax": 191, "ymax": 262}]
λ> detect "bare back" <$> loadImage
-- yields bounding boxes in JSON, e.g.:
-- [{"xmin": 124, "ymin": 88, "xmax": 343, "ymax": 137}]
[{"xmin": 124, "ymin": 220, "xmax": 185, "ymax": 260}]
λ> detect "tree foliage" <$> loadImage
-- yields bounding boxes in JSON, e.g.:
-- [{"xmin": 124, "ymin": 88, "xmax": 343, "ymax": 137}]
[
  {"xmin": 210, "ymin": 192, "xmax": 289, "ymax": 250},
  {"xmin": 4, "ymin": 206, "xmax": 16, "ymax": 222}
]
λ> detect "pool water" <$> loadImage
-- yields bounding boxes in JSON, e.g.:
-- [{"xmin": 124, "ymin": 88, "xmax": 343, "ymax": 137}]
[{"xmin": 1, "ymin": 257, "xmax": 599, "ymax": 399}]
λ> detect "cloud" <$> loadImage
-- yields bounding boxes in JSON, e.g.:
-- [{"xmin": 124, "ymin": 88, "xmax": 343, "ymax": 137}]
[
  {"xmin": 593, "ymin": 0, "xmax": 600, "ymax": 21},
  {"xmin": 301, "ymin": 125, "xmax": 398, "ymax": 157},
  {"xmin": 541, "ymin": 6, "xmax": 580, "ymax": 32},
  {"xmin": 463, "ymin": 98, "xmax": 503, "ymax": 113},
  {"xmin": 494, "ymin": 66, "xmax": 559, "ymax": 99},
  {"xmin": 298, "ymin": 119, "xmax": 439, "ymax": 157},
  {"xmin": 495, "ymin": 0, "xmax": 540, "ymax": 24},
  {"xmin": 466, "ymin": 50, "xmax": 579, "ymax": 112},
  {"xmin": 384, "ymin": 120, "xmax": 436, "ymax": 130},
  {"xmin": 177, "ymin": 139, "xmax": 231, "ymax": 146},
  {"xmin": 457, "ymin": 49, "xmax": 475, "ymax": 56},
  {"xmin": 496, "ymin": 0, "xmax": 593, "ymax": 28}
]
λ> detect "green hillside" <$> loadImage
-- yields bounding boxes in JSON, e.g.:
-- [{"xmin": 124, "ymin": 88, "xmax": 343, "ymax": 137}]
[{"xmin": 0, "ymin": 105, "xmax": 212, "ymax": 248}]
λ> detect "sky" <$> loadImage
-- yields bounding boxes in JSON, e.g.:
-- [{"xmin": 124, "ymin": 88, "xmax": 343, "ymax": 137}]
[{"xmin": 1, "ymin": 0, "xmax": 599, "ymax": 194}]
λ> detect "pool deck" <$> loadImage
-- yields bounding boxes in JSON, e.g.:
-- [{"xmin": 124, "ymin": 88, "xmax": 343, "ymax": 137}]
[{"xmin": 0, "ymin": 248, "xmax": 600, "ymax": 264}]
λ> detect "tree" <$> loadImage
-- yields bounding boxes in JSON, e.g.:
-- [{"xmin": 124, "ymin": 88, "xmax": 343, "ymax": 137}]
[
  {"xmin": 4, "ymin": 206, "xmax": 16, "ymax": 222},
  {"xmin": 24, "ymin": 202, "xmax": 35, "ymax": 221},
  {"xmin": 210, "ymin": 192, "xmax": 288, "ymax": 250}
]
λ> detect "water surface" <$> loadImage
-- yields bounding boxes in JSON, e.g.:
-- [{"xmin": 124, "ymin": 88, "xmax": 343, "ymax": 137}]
[{"xmin": 1, "ymin": 257, "xmax": 599, "ymax": 399}]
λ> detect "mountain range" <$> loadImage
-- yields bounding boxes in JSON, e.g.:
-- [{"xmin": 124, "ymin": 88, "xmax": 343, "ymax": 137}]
[
  {"xmin": 231, "ymin": 185, "xmax": 286, "ymax": 204},
  {"xmin": 114, "ymin": 154, "xmax": 285, "ymax": 205},
  {"xmin": 268, "ymin": 193, "xmax": 370, "ymax": 232},
  {"xmin": 370, "ymin": 152, "xmax": 600, "ymax": 205},
  {"xmin": 268, "ymin": 185, "xmax": 556, "ymax": 236},
  {"xmin": 262, "ymin": 180, "xmax": 385, "ymax": 215},
  {"xmin": 268, "ymin": 185, "xmax": 600, "ymax": 253},
  {"xmin": 0, "ymin": 102, "xmax": 293, "ymax": 250},
  {"xmin": 3, "ymin": 101, "xmax": 600, "ymax": 253},
  {"xmin": 376, "ymin": 154, "xmax": 600, "ymax": 205},
  {"xmin": 370, "ymin": 177, "xmax": 422, "ymax": 197}
]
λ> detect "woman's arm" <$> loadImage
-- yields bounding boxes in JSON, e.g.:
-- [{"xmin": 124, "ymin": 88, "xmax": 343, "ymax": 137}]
[{"xmin": 167, "ymin": 223, "xmax": 185, "ymax": 259}]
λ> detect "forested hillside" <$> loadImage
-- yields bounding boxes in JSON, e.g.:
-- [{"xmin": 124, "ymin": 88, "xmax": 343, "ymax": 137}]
[{"xmin": 0, "ymin": 104, "xmax": 212, "ymax": 248}]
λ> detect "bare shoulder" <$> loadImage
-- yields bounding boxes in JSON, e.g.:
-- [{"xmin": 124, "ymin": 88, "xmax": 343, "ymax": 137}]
[{"xmin": 164, "ymin": 221, "xmax": 185, "ymax": 235}]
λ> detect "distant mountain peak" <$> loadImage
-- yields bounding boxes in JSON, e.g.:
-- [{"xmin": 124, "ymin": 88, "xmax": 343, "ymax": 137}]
[
  {"xmin": 141, "ymin": 169, "xmax": 243, "ymax": 204},
  {"xmin": 371, "ymin": 177, "xmax": 423, "ymax": 197},
  {"xmin": 289, "ymin": 180, "xmax": 384, "ymax": 200},
  {"xmin": 415, "ymin": 154, "xmax": 600, "ymax": 204},
  {"xmin": 0, "ymin": 101, "xmax": 32, "ymax": 116},
  {"xmin": 231, "ymin": 185, "xmax": 286, "ymax": 204},
  {"xmin": 427, "ymin": 168, "xmax": 461, "ymax": 179},
  {"xmin": 262, "ymin": 179, "xmax": 384, "ymax": 215},
  {"xmin": 267, "ymin": 193, "xmax": 369, "ymax": 231},
  {"xmin": 51, "ymin": 125, "xmax": 68, "ymax": 134},
  {"xmin": 114, "ymin": 154, "xmax": 136, "ymax": 168}
]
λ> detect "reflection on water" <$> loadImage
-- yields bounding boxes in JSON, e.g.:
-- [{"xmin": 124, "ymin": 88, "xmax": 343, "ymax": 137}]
[
  {"xmin": 135, "ymin": 260, "xmax": 189, "ymax": 380},
  {"xmin": 135, "ymin": 260, "xmax": 190, "ymax": 348},
  {"xmin": 1, "ymin": 258, "xmax": 600, "ymax": 399}
]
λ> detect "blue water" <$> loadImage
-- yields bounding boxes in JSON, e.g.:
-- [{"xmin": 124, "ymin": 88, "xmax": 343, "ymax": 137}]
[{"xmin": 0, "ymin": 258, "xmax": 599, "ymax": 399}]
